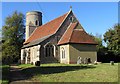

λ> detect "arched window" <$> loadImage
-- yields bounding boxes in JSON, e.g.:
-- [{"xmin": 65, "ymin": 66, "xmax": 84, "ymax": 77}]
[
  {"xmin": 45, "ymin": 44, "xmax": 54, "ymax": 57},
  {"xmin": 61, "ymin": 47, "xmax": 65, "ymax": 59},
  {"xmin": 35, "ymin": 20, "xmax": 39, "ymax": 26}
]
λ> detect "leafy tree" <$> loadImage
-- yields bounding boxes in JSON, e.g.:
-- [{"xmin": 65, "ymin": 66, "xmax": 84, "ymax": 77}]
[
  {"xmin": 104, "ymin": 24, "xmax": 120, "ymax": 56},
  {"xmin": 90, "ymin": 33, "xmax": 105, "ymax": 51},
  {"xmin": 94, "ymin": 34, "xmax": 104, "ymax": 51},
  {"xmin": 2, "ymin": 11, "xmax": 25, "ymax": 64}
]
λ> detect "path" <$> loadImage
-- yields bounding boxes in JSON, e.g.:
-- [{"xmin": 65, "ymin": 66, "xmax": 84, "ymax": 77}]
[{"xmin": 9, "ymin": 64, "xmax": 33, "ymax": 84}]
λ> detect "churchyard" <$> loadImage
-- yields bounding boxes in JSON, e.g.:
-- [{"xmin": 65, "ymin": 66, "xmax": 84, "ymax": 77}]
[{"xmin": 17, "ymin": 63, "xmax": 118, "ymax": 82}]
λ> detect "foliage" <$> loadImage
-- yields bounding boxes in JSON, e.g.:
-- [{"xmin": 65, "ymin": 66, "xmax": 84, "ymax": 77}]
[
  {"xmin": 104, "ymin": 24, "xmax": 120, "ymax": 56},
  {"xmin": 94, "ymin": 34, "xmax": 105, "ymax": 51},
  {"xmin": 90, "ymin": 33, "xmax": 107, "ymax": 54},
  {"xmin": 2, "ymin": 11, "xmax": 25, "ymax": 64}
]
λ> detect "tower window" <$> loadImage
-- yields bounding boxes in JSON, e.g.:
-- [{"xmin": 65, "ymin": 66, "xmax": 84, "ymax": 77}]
[{"xmin": 35, "ymin": 20, "xmax": 39, "ymax": 26}]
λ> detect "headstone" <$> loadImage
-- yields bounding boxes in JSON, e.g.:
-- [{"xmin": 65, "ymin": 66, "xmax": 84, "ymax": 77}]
[
  {"xmin": 84, "ymin": 58, "xmax": 88, "ymax": 64},
  {"xmin": 77, "ymin": 56, "xmax": 82, "ymax": 64},
  {"xmin": 94, "ymin": 61, "xmax": 97, "ymax": 65},
  {"xmin": 77, "ymin": 60, "xmax": 80, "ymax": 64}
]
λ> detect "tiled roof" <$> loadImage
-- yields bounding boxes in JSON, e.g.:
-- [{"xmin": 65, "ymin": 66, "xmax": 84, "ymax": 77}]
[
  {"xmin": 24, "ymin": 12, "xmax": 68, "ymax": 44},
  {"xmin": 22, "ymin": 34, "xmax": 52, "ymax": 48},
  {"xmin": 58, "ymin": 22, "xmax": 97, "ymax": 45}
]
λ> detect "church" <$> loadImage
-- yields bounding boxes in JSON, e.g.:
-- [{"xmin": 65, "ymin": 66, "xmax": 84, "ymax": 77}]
[{"xmin": 21, "ymin": 9, "xmax": 97, "ymax": 65}]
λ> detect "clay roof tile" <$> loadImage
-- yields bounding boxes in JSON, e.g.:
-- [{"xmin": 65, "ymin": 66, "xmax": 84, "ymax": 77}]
[{"xmin": 58, "ymin": 22, "xmax": 97, "ymax": 45}]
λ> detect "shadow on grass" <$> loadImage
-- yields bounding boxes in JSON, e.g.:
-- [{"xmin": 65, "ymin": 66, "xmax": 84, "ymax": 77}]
[
  {"xmin": 21, "ymin": 65, "xmax": 96, "ymax": 80},
  {"xmin": 1, "ymin": 65, "xmax": 10, "ymax": 84}
]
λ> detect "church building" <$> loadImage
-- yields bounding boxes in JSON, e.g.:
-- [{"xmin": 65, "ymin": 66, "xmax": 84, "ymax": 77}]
[{"xmin": 21, "ymin": 9, "xmax": 97, "ymax": 65}]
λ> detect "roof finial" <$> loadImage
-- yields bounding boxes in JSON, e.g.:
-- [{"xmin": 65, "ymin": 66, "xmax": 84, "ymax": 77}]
[{"xmin": 70, "ymin": 6, "xmax": 72, "ymax": 10}]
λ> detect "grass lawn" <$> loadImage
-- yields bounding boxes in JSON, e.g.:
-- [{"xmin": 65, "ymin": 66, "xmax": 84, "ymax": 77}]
[
  {"xmin": 18, "ymin": 63, "xmax": 118, "ymax": 82},
  {"xmin": 0, "ymin": 65, "xmax": 10, "ymax": 84}
]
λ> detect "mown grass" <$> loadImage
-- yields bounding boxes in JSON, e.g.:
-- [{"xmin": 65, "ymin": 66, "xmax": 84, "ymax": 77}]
[
  {"xmin": 19, "ymin": 63, "xmax": 118, "ymax": 82},
  {"xmin": 0, "ymin": 65, "xmax": 10, "ymax": 84},
  {"xmin": 18, "ymin": 64, "xmax": 34, "ymax": 69}
]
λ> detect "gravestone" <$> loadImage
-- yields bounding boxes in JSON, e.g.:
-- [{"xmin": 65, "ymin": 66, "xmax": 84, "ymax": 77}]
[
  {"xmin": 77, "ymin": 56, "xmax": 82, "ymax": 64},
  {"xmin": 84, "ymin": 58, "xmax": 88, "ymax": 64},
  {"xmin": 94, "ymin": 61, "xmax": 97, "ymax": 65}
]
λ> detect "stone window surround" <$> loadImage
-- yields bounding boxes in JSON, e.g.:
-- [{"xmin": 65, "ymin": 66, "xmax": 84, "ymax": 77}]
[
  {"xmin": 61, "ymin": 47, "xmax": 65, "ymax": 59},
  {"xmin": 44, "ymin": 42, "xmax": 56, "ymax": 57}
]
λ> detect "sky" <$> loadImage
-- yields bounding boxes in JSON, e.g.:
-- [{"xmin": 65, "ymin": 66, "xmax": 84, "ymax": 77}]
[{"xmin": 1, "ymin": 2, "xmax": 118, "ymax": 38}]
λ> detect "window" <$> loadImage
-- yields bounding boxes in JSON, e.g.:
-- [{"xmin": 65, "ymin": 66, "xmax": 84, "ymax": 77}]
[
  {"xmin": 35, "ymin": 20, "xmax": 38, "ymax": 26},
  {"xmin": 35, "ymin": 20, "xmax": 39, "ymax": 26},
  {"xmin": 69, "ymin": 16, "xmax": 73, "ymax": 22},
  {"xmin": 23, "ymin": 50, "xmax": 26, "ymax": 60},
  {"xmin": 61, "ymin": 47, "xmax": 65, "ymax": 59},
  {"xmin": 45, "ymin": 44, "xmax": 54, "ymax": 57}
]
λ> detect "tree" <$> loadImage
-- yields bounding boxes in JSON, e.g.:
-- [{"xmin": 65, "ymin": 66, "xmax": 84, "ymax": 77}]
[
  {"xmin": 89, "ymin": 33, "xmax": 105, "ymax": 51},
  {"xmin": 89, "ymin": 33, "xmax": 109, "ymax": 62},
  {"xmin": 2, "ymin": 11, "xmax": 25, "ymax": 64},
  {"xmin": 104, "ymin": 24, "xmax": 120, "ymax": 56},
  {"xmin": 94, "ymin": 34, "xmax": 104, "ymax": 51}
]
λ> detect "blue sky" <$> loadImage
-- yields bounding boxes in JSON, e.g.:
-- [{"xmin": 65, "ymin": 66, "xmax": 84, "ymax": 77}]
[{"xmin": 1, "ymin": 2, "xmax": 118, "ymax": 37}]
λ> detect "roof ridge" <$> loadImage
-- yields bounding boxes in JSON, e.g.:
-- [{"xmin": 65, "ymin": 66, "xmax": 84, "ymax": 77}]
[{"xmin": 38, "ymin": 11, "xmax": 70, "ymax": 29}]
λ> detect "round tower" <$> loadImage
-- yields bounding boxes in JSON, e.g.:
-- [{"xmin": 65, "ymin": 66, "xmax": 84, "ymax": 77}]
[{"xmin": 26, "ymin": 11, "xmax": 42, "ymax": 41}]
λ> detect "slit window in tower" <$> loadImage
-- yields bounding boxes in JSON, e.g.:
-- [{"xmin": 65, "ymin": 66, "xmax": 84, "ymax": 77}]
[{"xmin": 35, "ymin": 20, "xmax": 38, "ymax": 26}]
